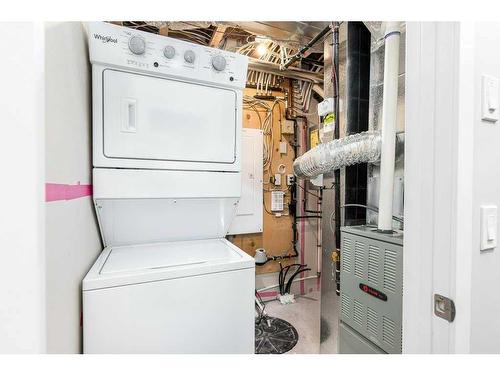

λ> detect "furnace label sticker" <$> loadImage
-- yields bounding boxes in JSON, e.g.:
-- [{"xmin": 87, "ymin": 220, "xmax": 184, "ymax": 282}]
[{"xmin": 359, "ymin": 283, "xmax": 388, "ymax": 302}]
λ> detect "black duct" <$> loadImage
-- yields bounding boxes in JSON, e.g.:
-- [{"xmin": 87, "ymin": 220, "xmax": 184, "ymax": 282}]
[{"xmin": 344, "ymin": 22, "xmax": 371, "ymax": 226}]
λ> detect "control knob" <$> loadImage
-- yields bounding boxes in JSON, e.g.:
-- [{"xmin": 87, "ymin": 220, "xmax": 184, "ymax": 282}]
[
  {"xmin": 184, "ymin": 50, "xmax": 196, "ymax": 64},
  {"xmin": 128, "ymin": 36, "xmax": 146, "ymax": 55},
  {"xmin": 163, "ymin": 45, "xmax": 176, "ymax": 59},
  {"xmin": 211, "ymin": 55, "xmax": 227, "ymax": 71}
]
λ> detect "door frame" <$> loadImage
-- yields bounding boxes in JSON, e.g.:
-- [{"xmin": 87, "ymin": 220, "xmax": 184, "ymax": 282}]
[{"xmin": 403, "ymin": 21, "xmax": 474, "ymax": 353}]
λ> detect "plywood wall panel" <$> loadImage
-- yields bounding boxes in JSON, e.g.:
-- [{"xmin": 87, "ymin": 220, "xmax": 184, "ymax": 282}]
[{"xmin": 229, "ymin": 87, "xmax": 297, "ymax": 274}]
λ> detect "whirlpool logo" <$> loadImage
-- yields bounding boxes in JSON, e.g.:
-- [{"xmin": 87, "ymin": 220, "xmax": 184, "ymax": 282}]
[{"xmin": 93, "ymin": 34, "xmax": 118, "ymax": 44}]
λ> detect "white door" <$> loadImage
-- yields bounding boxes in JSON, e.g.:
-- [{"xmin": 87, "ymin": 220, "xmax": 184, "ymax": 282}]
[
  {"xmin": 103, "ymin": 69, "xmax": 238, "ymax": 164},
  {"xmin": 404, "ymin": 21, "xmax": 474, "ymax": 353}
]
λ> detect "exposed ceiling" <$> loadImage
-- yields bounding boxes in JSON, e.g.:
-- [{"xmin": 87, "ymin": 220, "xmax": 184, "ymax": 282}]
[
  {"xmin": 119, "ymin": 21, "xmax": 331, "ymax": 51},
  {"xmin": 116, "ymin": 21, "xmax": 330, "ymax": 84},
  {"xmin": 227, "ymin": 21, "xmax": 330, "ymax": 50}
]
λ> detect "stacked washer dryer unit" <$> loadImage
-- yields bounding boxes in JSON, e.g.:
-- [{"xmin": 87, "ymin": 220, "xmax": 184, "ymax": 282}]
[{"xmin": 82, "ymin": 22, "xmax": 254, "ymax": 354}]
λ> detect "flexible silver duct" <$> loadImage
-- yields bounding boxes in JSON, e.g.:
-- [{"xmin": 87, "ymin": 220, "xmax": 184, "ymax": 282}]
[{"xmin": 293, "ymin": 131, "xmax": 381, "ymax": 179}]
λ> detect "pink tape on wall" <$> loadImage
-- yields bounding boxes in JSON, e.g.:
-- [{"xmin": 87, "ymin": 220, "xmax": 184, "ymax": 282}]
[
  {"xmin": 256, "ymin": 291, "xmax": 278, "ymax": 299},
  {"xmin": 45, "ymin": 183, "xmax": 92, "ymax": 202}
]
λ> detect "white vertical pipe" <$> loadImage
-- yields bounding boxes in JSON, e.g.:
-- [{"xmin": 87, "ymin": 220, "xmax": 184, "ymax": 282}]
[{"xmin": 378, "ymin": 22, "xmax": 401, "ymax": 232}]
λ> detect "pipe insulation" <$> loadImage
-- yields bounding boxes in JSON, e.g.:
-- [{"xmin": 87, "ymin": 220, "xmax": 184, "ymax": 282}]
[
  {"xmin": 377, "ymin": 22, "xmax": 401, "ymax": 232},
  {"xmin": 293, "ymin": 131, "xmax": 382, "ymax": 179}
]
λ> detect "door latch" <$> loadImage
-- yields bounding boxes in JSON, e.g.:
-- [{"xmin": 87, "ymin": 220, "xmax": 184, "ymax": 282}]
[{"xmin": 434, "ymin": 294, "xmax": 456, "ymax": 322}]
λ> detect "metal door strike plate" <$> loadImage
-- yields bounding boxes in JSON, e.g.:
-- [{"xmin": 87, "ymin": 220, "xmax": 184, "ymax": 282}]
[{"xmin": 434, "ymin": 294, "xmax": 456, "ymax": 322}]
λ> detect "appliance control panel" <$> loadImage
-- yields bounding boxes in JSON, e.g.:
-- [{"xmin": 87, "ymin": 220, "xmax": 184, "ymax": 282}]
[{"xmin": 88, "ymin": 22, "xmax": 248, "ymax": 89}]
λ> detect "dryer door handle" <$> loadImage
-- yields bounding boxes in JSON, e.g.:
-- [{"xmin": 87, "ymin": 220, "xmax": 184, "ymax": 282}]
[{"xmin": 121, "ymin": 98, "xmax": 137, "ymax": 133}]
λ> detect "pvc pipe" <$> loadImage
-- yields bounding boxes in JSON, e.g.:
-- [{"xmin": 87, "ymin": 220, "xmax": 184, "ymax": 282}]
[
  {"xmin": 256, "ymin": 275, "xmax": 319, "ymax": 293},
  {"xmin": 377, "ymin": 22, "xmax": 401, "ymax": 232}
]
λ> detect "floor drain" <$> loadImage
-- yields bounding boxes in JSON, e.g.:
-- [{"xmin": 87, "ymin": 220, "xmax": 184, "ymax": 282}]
[{"xmin": 255, "ymin": 316, "xmax": 299, "ymax": 354}]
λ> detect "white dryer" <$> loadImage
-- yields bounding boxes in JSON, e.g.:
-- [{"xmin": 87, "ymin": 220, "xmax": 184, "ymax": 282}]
[{"xmin": 82, "ymin": 22, "xmax": 254, "ymax": 354}]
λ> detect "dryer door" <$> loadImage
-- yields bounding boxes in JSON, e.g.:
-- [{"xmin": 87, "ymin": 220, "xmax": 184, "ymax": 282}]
[{"xmin": 102, "ymin": 69, "xmax": 237, "ymax": 165}]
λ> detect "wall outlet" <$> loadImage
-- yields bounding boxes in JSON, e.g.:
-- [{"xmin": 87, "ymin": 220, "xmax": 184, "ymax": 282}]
[
  {"xmin": 274, "ymin": 173, "xmax": 282, "ymax": 186},
  {"xmin": 286, "ymin": 174, "xmax": 295, "ymax": 186}
]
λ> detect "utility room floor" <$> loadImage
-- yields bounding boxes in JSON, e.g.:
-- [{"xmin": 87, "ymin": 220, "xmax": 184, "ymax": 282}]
[{"xmin": 263, "ymin": 291, "xmax": 320, "ymax": 354}]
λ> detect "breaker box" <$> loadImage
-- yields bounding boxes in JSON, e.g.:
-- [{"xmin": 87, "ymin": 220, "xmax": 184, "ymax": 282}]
[
  {"xmin": 227, "ymin": 129, "xmax": 263, "ymax": 235},
  {"xmin": 339, "ymin": 226, "xmax": 403, "ymax": 354}
]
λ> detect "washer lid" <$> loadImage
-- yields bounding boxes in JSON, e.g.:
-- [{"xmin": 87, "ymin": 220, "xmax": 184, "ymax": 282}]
[
  {"xmin": 82, "ymin": 238, "xmax": 254, "ymax": 291},
  {"xmin": 102, "ymin": 239, "xmax": 241, "ymax": 274}
]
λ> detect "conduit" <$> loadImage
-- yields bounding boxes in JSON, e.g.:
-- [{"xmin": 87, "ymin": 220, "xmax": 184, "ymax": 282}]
[
  {"xmin": 299, "ymin": 119, "xmax": 307, "ymax": 295},
  {"xmin": 293, "ymin": 131, "xmax": 381, "ymax": 179},
  {"xmin": 377, "ymin": 22, "xmax": 401, "ymax": 232}
]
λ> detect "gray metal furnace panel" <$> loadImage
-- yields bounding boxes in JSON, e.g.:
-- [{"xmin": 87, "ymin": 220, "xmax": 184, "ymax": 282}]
[
  {"xmin": 339, "ymin": 321, "xmax": 386, "ymax": 354},
  {"xmin": 340, "ymin": 226, "xmax": 403, "ymax": 354}
]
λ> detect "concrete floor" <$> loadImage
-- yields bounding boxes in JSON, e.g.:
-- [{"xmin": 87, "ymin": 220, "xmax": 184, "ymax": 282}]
[{"xmin": 263, "ymin": 291, "xmax": 321, "ymax": 354}]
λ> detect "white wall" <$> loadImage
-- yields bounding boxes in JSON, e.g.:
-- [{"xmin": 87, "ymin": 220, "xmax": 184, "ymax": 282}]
[
  {"xmin": 0, "ymin": 22, "xmax": 46, "ymax": 353},
  {"xmin": 469, "ymin": 22, "xmax": 500, "ymax": 353},
  {"xmin": 44, "ymin": 22, "xmax": 102, "ymax": 353}
]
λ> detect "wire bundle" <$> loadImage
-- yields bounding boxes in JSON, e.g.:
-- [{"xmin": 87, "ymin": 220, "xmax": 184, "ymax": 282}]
[
  {"xmin": 238, "ymin": 40, "xmax": 292, "ymax": 65},
  {"xmin": 243, "ymin": 96, "xmax": 284, "ymax": 174},
  {"xmin": 278, "ymin": 263, "xmax": 311, "ymax": 295}
]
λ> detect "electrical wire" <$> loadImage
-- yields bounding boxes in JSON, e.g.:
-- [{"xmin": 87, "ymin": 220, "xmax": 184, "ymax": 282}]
[
  {"xmin": 285, "ymin": 265, "xmax": 311, "ymax": 294},
  {"xmin": 243, "ymin": 96, "xmax": 285, "ymax": 176},
  {"xmin": 279, "ymin": 264, "xmax": 302, "ymax": 294},
  {"xmin": 278, "ymin": 263, "xmax": 303, "ymax": 295},
  {"xmin": 296, "ymin": 183, "xmax": 321, "ymax": 199}
]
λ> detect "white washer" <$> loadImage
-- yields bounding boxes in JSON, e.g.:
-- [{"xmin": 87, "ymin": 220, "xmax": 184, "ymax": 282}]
[
  {"xmin": 83, "ymin": 22, "xmax": 253, "ymax": 353},
  {"xmin": 83, "ymin": 239, "xmax": 254, "ymax": 354}
]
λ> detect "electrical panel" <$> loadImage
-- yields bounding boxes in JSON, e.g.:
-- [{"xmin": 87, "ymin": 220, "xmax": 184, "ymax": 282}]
[{"xmin": 227, "ymin": 129, "xmax": 263, "ymax": 235}]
